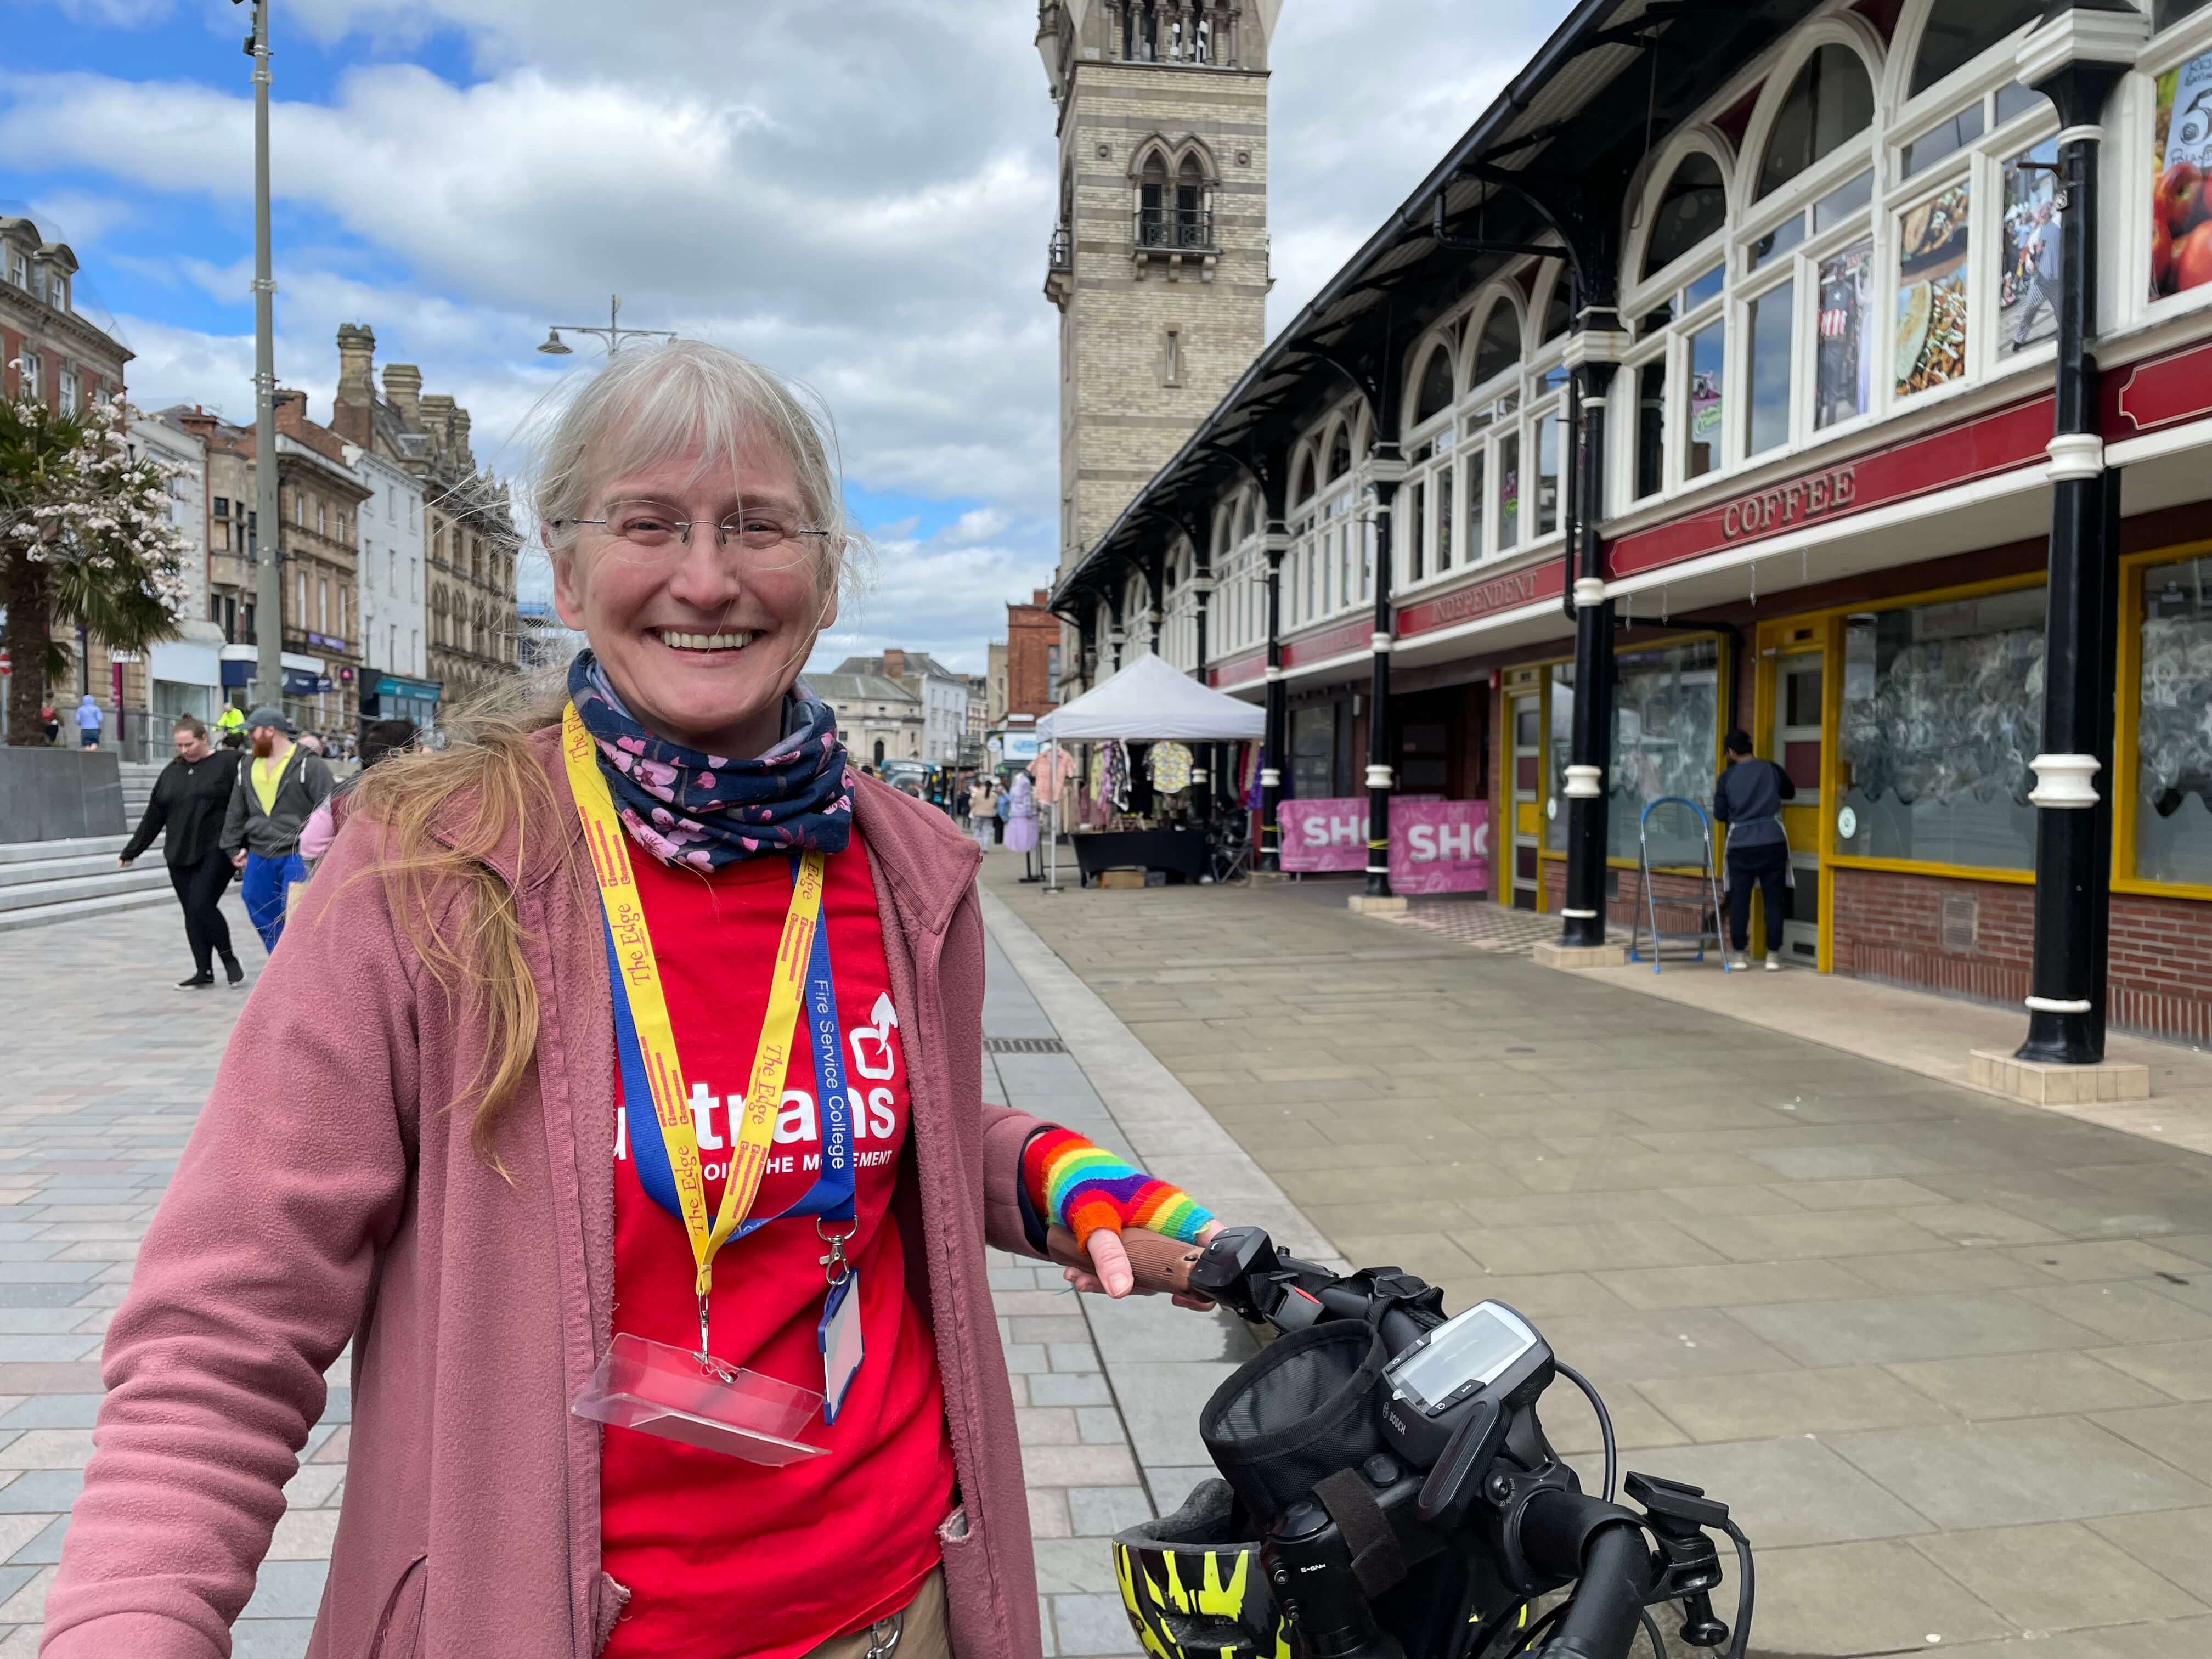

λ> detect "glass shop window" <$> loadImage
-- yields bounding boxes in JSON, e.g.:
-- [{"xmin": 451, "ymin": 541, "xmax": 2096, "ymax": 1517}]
[
  {"xmin": 1815, "ymin": 239, "xmax": 1875, "ymax": 428},
  {"xmin": 1896, "ymin": 183, "xmax": 1971, "ymax": 398},
  {"xmin": 1685, "ymin": 321, "xmax": 1724, "ymax": 479},
  {"xmin": 1746, "ymin": 278, "xmax": 1795, "ymax": 456},
  {"xmin": 2152, "ymin": 47, "xmax": 2212, "ymax": 305},
  {"xmin": 1999, "ymin": 139, "xmax": 2062, "ymax": 358},
  {"xmin": 1635, "ymin": 359, "xmax": 1667, "ymax": 499},
  {"xmin": 1837, "ymin": 586, "xmax": 2047, "ymax": 872},
  {"xmin": 1498, "ymin": 433, "xmax": 1521, "ymax": 551},
  {"xmin": 1615, "ymin": 639, "xmax": 1721, "ymax": 867},
  {"xmin": 2137, "ymin": 556, "xmax": 2212, "ymax": 887}
]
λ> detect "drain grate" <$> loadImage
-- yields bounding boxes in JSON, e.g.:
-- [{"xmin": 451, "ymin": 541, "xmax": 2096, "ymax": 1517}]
[{"xmin": 986, "ymin": 1036, "xmax": 1068, "ymax": 1054}]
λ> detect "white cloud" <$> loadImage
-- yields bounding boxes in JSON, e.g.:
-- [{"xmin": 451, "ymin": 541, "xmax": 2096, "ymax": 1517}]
[{"xmin": 6, "ymin": 0, "xmax": 1577, "ymax": 675}]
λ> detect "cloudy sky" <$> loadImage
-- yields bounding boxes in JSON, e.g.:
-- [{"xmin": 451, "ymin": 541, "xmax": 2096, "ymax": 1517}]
[{"xmin": 2, "ymin": 0, "xmax": 1571, "ymax": 674}]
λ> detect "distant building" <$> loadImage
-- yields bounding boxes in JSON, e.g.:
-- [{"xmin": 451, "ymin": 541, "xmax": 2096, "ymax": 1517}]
[
  {"xmin": 516, "ymin": 600, "xmax": 585, "ymax": 672},
  {"xmin": 1004, "ymin": 589, "xmax": 1062, "ymax": 718},
  {"xmin": 809, "ymin": 670, "xmax": 924, "ymax": 769},
  {"xmin": 835, "ymin": 649, "xmax": 968, "ymax": 763},
  {"xmin": 329, "ymin": 324, "xmax": 521, "ymax": 708},
  {"xmin": 0, "ymin": 215, "xmax": 142, "ymax": 731},
  {"xmin": 354, "ymin": 448, "xmax": 437, "ymax": 730},
  {"xmin": 133, "ymin": 412, "xmax": 225, "ymax": 725},
  {"xmin": 986, "ymin": 641, "xmax": 1008, "ymax": 726}
]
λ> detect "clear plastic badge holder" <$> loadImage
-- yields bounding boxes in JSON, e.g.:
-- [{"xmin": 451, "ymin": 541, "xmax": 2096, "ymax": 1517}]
[{"xmin": 572, "ymin": 1333, "xmax": 831, "ymax": 1465}]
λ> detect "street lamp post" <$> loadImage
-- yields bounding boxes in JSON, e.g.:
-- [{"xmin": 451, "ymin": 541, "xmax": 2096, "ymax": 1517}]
[
  {"xmin": 537, "ymin": 295, "xmax": 676, "ymax": 358},
  {"xmin": 239, "ymin": 0, "xmax": 283, "ymax": 713}
]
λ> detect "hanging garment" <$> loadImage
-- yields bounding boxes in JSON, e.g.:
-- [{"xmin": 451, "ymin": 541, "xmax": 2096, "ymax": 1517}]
[{"xmin": 1148, "ymin": 741, "xmax": 1194, "ymax": 795}]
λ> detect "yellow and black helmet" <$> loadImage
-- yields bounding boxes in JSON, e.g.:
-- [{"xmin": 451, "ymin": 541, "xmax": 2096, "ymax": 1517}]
[{"xmin": 1113, "ymin": 1480, "xmax": 1291, "ymax": 1659}]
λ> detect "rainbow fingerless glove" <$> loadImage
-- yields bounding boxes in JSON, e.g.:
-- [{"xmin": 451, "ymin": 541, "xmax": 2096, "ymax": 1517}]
[{"xmin": 1023, "ymin": 1126, "xmax": 1215, "ymax": 1253}]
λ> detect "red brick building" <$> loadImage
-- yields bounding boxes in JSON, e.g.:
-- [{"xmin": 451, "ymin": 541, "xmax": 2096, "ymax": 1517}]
[{"xmin": 1005, "ymin": 589, "xmax": 1063, "ymax": 719}]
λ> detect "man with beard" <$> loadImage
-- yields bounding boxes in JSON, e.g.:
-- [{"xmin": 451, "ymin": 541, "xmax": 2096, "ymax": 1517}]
[{"xmin": 221, "ymin": 706, "xmax": 335, "ymax": 953}]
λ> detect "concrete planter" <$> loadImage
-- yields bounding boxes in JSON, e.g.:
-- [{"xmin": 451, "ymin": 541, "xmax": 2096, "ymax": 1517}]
[{"xmin": 0, "ymin": 748, "xmax": 125, "ymax": 843}]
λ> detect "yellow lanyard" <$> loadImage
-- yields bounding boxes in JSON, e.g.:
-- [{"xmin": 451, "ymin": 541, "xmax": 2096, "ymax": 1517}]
[{"xmin": 561, "ymin": 703, "xmax": 827, "ymax": 1313}]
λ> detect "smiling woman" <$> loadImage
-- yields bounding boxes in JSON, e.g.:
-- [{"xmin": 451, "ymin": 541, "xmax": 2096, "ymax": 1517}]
[{"xmin": 40, "ymin": 339, "xmax": 1227, "ymax": 1659}]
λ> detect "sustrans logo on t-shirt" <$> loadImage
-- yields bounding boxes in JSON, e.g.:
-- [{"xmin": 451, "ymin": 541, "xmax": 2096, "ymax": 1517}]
[{"xmin": 616, "ymin": 998, "xmax": 907, "ymax": 1183}]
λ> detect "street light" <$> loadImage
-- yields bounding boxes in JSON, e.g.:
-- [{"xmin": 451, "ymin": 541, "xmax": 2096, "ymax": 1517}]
[
  {"xmin": 234, "ymin": 0, "xmax": 282, "ymax": 714},
  {"xmin": 536, "ymin": 294, "xmax": 674, "ymax": 357}
]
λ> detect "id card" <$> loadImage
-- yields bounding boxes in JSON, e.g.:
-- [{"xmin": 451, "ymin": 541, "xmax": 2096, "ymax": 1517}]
[{"xmin": 819, "ymin": 1270, "xmax": 865, "ymax": 1424}]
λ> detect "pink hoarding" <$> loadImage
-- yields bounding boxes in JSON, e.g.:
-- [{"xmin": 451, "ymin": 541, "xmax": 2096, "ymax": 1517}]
[
  {"xmin": 1277, "ymin": 797, "xmax": 1368, "ymax": 873},
  {"xmin": 1387, "ymin": 799, "xmax": 1491, "ymax": 895}
]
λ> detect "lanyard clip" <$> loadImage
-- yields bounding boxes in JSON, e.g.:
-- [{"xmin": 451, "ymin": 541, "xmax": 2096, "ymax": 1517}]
[{"xmin": 817, "ymin": 1218, "xmax": 859, "ymax": 1286}]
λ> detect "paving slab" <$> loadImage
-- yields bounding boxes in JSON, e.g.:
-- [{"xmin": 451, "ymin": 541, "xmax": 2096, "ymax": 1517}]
[{"xmin": 988, "ymin": 863, "xmax": 2212, "ymax": 1656}]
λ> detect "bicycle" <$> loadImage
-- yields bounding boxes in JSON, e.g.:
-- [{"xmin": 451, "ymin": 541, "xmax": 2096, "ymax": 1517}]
[{"xmin": 1080, "ymin": 1226, "xmax": 1758, "ymax": 1659}]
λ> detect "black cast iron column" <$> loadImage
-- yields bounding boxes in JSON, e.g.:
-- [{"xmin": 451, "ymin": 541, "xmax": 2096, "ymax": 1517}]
[
  {"xmin": 1560, "ymin": 351, "xmax": 1623, "ymax": 947},
  {"xmin": 2016, "ymin": 18, "xmax": 2135, "ymax": 1064},
  {"xmin": 1364, "ymin": 464, "xmax": 1403, "ymax": 899},
  {"xmin": 1261, "ymin": 532, "xmax": 1287, "ymax": 872}
]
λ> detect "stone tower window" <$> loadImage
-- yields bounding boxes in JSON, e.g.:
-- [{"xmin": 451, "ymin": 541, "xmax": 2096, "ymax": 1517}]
[{"xmin": 1140, "ymin": 153, "xmax": 1169, "ymax": 246}]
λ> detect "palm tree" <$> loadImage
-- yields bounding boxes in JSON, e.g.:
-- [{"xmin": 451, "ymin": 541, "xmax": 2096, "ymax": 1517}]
[{"xmin": 1, "ymin": 391, "xmax": 191, "ymax": 746}]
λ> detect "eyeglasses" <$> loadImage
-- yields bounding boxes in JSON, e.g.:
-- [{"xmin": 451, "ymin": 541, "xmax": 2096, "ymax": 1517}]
[{"xmin": 552, "ymin": 499, "xmax": 833, "ymax": 570}]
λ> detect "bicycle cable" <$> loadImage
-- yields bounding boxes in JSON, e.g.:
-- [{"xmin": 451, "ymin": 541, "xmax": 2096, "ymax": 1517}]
[
  {"xmin": 1554, "ymin": 1359, "xmax": 1616, "ymax": 1503},
  {"xmin": 1638, "ymin": 1606, "xmax": 1667, "ymax": 1659}
]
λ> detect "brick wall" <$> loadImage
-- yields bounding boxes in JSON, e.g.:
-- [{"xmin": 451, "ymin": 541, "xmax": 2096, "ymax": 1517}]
[
  {"xmin": 1006, "ymin": 592, "xmax": 1060, "ymax": 719},
  {"xmin": 1542, "ymin": 860, "xmax": 1718, "ymax": 942},
  {"xmin": 1832, "ymin": 865, "xmax": 2212, "ymax": 1046}
]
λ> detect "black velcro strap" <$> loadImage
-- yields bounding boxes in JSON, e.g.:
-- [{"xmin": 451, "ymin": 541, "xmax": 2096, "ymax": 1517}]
[{"xmin": 1312, "ymin": 1468, "xmax": 1407, "ymax": 1599}]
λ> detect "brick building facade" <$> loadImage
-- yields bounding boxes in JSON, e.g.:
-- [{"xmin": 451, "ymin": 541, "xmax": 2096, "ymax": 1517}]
[{"xmin": 1004, "ymin": 588, "xmax": 1063, "ymax": 718}]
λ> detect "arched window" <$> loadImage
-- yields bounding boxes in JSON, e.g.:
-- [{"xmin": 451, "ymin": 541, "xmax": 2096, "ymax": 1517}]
[
  {"xmin": 1176, "ymin": 156, "xmax": 1206, "ymax": 247},
  {"xmin": 1910, "ymin": 0, "xmax": 2044, "ymax": 99},
  {"xmin": 1757, "ymin": 44, "xmax": 1875, "ymax": 198},
  {"xmin": 1325, "ymin": 424, "xmax": 1352, "ymax": 483},
  {"xmin": 1471, "ymin": 300, "xmax": 1522, "ymax": 387},
  {"xmin": 1291, "ymin": 450, "xmax": 1314, "ymax": 505},
  {"xmin": 1414, "ymin": 346, "xmax": 1454, "ymax": 425},
  {"xmin": 1541, "ymin": 270, "xmax": 1574, "ymax": 342},
  {"xmin": 1139, "ymin": 153, "xmax": 1167, "ymax": 246},
  {"xmin": 1643, "ymin": 153, "xmax": 1727, "ymax": 276},
  {"xmin": 1239, "ymin": 494, "xmax": 1256, "ymax": 541},
  {"xmin": 873, "ymin": 738, "xmax": 886, "ymax": 767}
]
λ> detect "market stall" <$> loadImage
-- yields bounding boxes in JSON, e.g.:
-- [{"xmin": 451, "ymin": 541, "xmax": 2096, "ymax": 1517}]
[{"xmin": 1034, "ymin": 653, "xmax": 1266, "ymax": 889}]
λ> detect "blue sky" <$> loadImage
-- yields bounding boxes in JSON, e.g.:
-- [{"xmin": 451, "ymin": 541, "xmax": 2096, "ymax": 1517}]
[{"xmin": 0, "ymin": 0, "xmax": 1566, "ymax": 672}]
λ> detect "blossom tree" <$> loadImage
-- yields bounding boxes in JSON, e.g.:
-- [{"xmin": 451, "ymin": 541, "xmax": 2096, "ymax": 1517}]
[{"xmin": 2, "ymin": 388, "xmax": 194, "ymax": 747}]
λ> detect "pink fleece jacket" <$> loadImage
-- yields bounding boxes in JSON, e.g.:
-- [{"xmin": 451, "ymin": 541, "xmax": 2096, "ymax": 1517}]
[{"xmin": 43, "ymin": 736, "xmax": 1051, "ymax": 1659}]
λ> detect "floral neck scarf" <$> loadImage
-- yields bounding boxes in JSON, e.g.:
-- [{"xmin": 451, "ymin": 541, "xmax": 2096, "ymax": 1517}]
[{"xmin": 566, "ymin": 651, "xmax": 853, "ymax": 871}]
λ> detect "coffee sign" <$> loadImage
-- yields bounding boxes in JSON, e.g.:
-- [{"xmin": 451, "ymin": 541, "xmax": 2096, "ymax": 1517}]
[{"xmin": 1722, "ymin": 466, "xmax": 1857, "ymax": 540}]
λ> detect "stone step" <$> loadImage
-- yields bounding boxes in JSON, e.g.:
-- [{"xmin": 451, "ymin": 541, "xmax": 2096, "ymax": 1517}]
[
  {"xmin": 0, "ymin": 886, "xmax": 177, "ymax": 933},
  {"xmin": 0, "ymin": 836, "xmax": 127, "ymax": 864},
  {"xmin": 0, "ymin": 854, "xmax": 138, "ymax": 889},
  {"xmin": 0, "ymin": 866, "xmax": 172, "ymax": 915}
]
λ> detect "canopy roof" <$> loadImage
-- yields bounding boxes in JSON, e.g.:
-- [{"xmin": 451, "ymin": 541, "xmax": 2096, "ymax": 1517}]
[{"xmin": 1036, "ymin": 651, "xmax": 1266, "ymax": 742}]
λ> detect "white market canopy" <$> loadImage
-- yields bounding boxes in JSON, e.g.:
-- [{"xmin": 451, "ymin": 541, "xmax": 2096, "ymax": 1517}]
[{"xmin": 1036, "ymin": 651, "xmax": 1266, "ymax": 743}]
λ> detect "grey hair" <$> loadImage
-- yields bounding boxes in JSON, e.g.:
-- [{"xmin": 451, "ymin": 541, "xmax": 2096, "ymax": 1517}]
[{"xmin": 531, "ymin": 338, "xmax": 865, "ymax": 602}]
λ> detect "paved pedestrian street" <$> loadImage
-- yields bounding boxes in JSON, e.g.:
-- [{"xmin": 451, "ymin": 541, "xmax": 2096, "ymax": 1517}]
[
  {"xmin": 0, "ymin": 884, "xmax": 1304, "ymax": 1657},
  {"xmin": 987, "ymin": 859, "xmax": 2212, "ymax": 1659},
  {"xmin": 15, "ymin": 865, "xmax": 2212, "ymax": 1657}
]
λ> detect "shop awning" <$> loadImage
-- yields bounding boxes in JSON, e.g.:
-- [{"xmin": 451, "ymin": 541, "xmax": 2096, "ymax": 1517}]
[{"xmin": 1036, "ymin": 652, "xmax": 1266, "ymax": 742}]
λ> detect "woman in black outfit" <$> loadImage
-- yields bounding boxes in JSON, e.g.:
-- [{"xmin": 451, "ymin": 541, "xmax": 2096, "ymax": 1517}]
[{"xmin": 119, "ymin": 716, "xmax": 246, "ymax": 990}]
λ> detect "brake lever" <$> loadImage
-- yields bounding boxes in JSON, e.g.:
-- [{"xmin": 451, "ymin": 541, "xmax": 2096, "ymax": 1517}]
[{"xmin": 1414, "ymin": 1397, "xmax": 1507, "ymax": 1526}]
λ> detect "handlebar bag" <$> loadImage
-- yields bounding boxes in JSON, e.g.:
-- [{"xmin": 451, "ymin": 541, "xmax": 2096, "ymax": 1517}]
[{"xmin": 1199, "ymin": 1319, "xmax": 1390, "ymax": 1521}]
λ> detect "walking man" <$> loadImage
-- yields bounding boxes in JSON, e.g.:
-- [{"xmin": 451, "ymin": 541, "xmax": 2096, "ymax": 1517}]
[
  {"xmin": 1713, "ymin": 727, "xmax": 1796, "ymax": 971},
  {"xmin": 2011, "ymin": 201, "xmax": 2062, "ymax": 350},
  {"xmin": 74, "ymin": 693, "xmax": 103, "ymax": 749},
  {"xmin": 221, "ymin": 706, "xmax": 334, "ymax": 953},
  {"xmin": 119, "ymin": 716, "xmax": 246, "ymax": 990}
]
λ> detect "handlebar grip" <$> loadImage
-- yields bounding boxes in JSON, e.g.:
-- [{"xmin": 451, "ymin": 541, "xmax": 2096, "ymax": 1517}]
[
  {"xmin": 1046, "ymin": 1225, "xmax": 1207, "ymax": 1299},
  {"xmin": 1540, "ymin": 1522, "xmax": 1654, "ymax": 1659}
]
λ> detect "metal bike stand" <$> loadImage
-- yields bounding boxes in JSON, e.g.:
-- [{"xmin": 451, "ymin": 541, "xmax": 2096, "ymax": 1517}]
[{"xmin": 1627, "ymin": 795, "xmax": 1730, "ymax": 974}]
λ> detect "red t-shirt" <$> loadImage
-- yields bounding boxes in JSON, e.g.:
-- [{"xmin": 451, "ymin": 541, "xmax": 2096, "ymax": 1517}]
[{"xmin": 600, "ymin": 832, "xmax": 955, "ymax": 1659}]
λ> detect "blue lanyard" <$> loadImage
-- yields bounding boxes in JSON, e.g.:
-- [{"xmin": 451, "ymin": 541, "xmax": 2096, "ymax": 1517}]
[{"xmin": 607, "ymin": 854, "xmax": 858, "ymax": 1234}]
